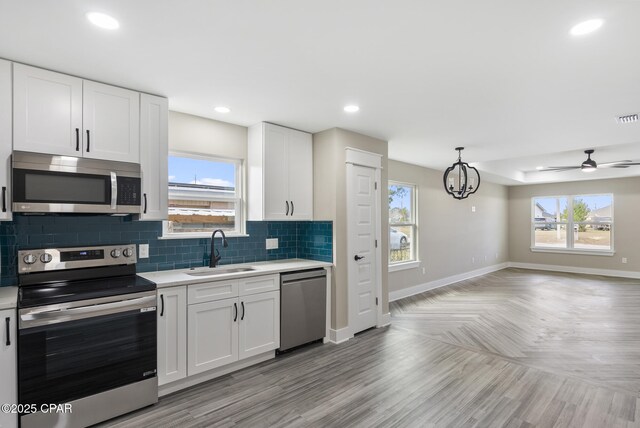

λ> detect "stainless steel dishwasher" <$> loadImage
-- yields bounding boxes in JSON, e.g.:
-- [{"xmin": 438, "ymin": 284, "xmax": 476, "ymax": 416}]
[{"xmin": 279, "ymin": 269, "xmax": 327, "ymax": 351}]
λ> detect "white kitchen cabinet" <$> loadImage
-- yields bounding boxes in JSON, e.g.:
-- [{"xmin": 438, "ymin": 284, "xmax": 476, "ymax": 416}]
[
  {"xmin": 83, "ymin": 80, "xmax": 140, "ymax": 163},
  {"xmin": 248, "ymin": 122, "xmax": 313, "ymax": 221},
  {"xmin": 13, "ymin": 63, "xmax": 141, "ymax": 163},
  {"xmin": 238, "ymin": 291, "xmax": 280, "ymax": 360},
  {"xmin": 0, "ymin": 309, "xmax": 17, "ymax": 428},
  {"xmin": 139, "ymin": 94, "xmax": 168, "ymax": 220},
  {"xmin": 13, "ymin": 63, "xmax": 83, "ymax": 157},
  {"xmin": 157, "ymin": 287, "xmax": 187, "ymax": 386},
  {"xmin": 0, "ymin": 60, "xmax": 12, "ymax": 221}
]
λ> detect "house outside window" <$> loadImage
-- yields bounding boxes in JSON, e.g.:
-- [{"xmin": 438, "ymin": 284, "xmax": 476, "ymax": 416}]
[
  {"xmin": 389, "ymin": 182, "xmax": 418, "ymax": 270},
  {"xmin": 531, "ymin": 194, "xmax": 613, "ymax": 254},
  {"xmin": 163, "ymin": 153, "xmax": 245, "ymax": 238}
]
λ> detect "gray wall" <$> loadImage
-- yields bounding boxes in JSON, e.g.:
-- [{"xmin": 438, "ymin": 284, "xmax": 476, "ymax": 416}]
[
  {"xmin": 509, "ymin": 176, "xmax": 640, "ymax": 273},
  {"xmin": 314, "ymin": 128, "xmax": 389, "ymax": 330},
  {"xmin": 388, "ymin": 160, "xmax": 510, "ymax": 295}
]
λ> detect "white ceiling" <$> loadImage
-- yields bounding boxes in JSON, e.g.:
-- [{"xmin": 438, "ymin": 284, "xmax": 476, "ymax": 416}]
[{"xmin": 1, "ymin": 0, "xmax": 639, "ymax": 185}]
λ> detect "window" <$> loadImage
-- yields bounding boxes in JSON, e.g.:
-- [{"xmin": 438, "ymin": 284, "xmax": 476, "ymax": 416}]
[
  {"xmin": 532, "ymin": 194, "xmax": 613, "ymax": 253},
  {"xmin": 389, "ymin": 182, "xmax": 417, "ymax": 267},
  {"xmin": 163, "ymin": 153, "xmax": 244, "ymax": 238}
]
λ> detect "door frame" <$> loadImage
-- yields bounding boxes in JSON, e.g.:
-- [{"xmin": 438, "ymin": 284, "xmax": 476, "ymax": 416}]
[{"xmin": 345, "ymin": 147, "xmax": 383, "ymax": 337}]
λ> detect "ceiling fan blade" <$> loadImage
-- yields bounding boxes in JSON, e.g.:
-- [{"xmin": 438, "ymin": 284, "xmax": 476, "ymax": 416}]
[
  {"xmin": 538, "ymin": 166, "xmax": 581, "ymax": 172},
  {"xmin": 601, "ymin": 165, "xmax": 630, "ymax": 169},
  {"xmin": 599, "ymin": 160, "xmax": 633, "ymax": 167}
]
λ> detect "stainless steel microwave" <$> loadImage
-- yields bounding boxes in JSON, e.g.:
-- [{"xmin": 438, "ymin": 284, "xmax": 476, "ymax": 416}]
[{"xmin": 12, "ymin": 151, "xmax": 142, "ymax": 214}]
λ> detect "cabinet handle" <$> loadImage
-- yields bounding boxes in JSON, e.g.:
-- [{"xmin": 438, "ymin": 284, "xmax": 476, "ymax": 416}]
[
  {"xmin": 1, "ymin": 186, "xmax": 6, "ymax": 213},
  {"xmin": 290, "ymin": 201, "xmax": 294, "ymax": 216},
  {"xmin": 86, "ymin": 130, "xmax": 90, "ymax": 152},
  {"xmin": 233, "ymin": 302, "xmax": 238, "ymax": 322},
  {"xmin": 160, "ymin": 294, "xmax": 164, "ymax": 317},
  {"xmin": 143, "ymin": 193, "xmax": 148, "ymax": 214},
  {"xmin": 5, "ymin": 317, "xmax": 9, "ymax": 346},
  {"xmin": 241, "ymin": 302, "xmax": 245, "ymax": 320},
  {"xmin": 285, "ymin": 201, "xmax": 289, "ymax": 216},
  {"xmin": 75, "ymin": 128, "xmax": 80, "ymax": 151}
]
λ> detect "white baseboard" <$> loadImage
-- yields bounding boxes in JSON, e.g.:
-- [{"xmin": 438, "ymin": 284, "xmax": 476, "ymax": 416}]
[
  {"xmin": 507, "ymin": 262, "xmax": 640, "ymax": 279},
  {"xmin": 329, "ymin": 327, "xmax": 353, "ymax": 344},
  {"xmin": 389, "ymin": 262, "xmax": 509, "ymax": 302},
  {"xmin": 378, "ymin": 312, "xmax": 391, "ymax": 327}
]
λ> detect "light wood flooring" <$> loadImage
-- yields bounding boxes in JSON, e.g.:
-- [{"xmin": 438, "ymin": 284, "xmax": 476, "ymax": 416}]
[{"xmin": 101, "ymin": 268, "xmax": 640, "ymax": 427}]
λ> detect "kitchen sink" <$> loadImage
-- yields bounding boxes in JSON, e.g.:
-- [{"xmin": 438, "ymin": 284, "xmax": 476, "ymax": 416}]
[{"xmin": 186, "ymin": 267, "xmax": 257, "ymax": 277}]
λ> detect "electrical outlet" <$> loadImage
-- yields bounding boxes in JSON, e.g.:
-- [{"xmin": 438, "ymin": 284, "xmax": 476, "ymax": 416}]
[
  {"xmin": 266, "ymin": 238, "xmax": 279, "ymax": 250},
  {"xmin": 471, "ymin": 256, "xmax": 475, "ymax": 264},
  {"xmin": 622, "ymin": 257, "xmax": 628, "ymax": 264},
  {"xmin": 472, "ymin": 206, "xmax": 476, "ymax": 212},
  {"xmin": 138, "ymin": 244, "xmax": 149, "ymax": 259},
  {"xmin": 484, "ymin": 255, "xmax": 488, "ymax": 261},
  {"xmin": 495, "ymin": 252, "xmax": 499, "ymax": 259},
  {"xmin": 422, "ymin": 267, "xmax": 426, "ymax": 275}
]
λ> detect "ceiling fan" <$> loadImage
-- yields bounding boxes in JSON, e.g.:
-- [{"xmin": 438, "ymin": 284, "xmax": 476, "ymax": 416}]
[{"xmin": 537, "ymin": 149, "xmax": 640, "ymax": 173}]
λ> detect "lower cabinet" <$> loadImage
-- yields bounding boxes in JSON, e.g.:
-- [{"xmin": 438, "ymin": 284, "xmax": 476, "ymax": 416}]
[
  {"xmin": 157, "ymin": 275, "xmax": 281, "ymax": 388},
  {"xmin": 0, "ymin": 309, "xmax": 17, "ymax": 428},
  {"xmin": 157, "ymin": 287, "xmax": 187, "ymax": 386}
]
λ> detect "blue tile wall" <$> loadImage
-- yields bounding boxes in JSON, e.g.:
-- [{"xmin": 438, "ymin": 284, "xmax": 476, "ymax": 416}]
[{"xmin": 0, "ymin": 215, "xmax": 333, "ymax": 286}]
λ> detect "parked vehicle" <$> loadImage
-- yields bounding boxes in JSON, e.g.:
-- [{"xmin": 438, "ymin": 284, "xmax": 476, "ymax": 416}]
[
  {"xmin": 534, "ymin": 218, "xmax": 551, "ymax": 230},
  {"xmin": 390, "ymin": 228, "xmax": 409, "ymax": 250}
]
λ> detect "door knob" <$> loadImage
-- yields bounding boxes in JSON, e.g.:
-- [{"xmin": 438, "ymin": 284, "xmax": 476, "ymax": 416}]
[{"xmin": 354, "ymin": 255, "xmax": 365, "ymax": 261}]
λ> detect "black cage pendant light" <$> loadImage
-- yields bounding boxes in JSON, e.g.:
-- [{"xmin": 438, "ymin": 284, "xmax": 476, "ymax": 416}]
[{"xmin": 443, "ymin": 147, "xmax": 481, "ymax": 200}]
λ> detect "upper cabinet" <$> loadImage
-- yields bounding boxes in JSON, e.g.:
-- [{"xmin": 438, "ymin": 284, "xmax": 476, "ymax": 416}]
[
  {"xmin": 248, "ymin": 123, "xmax": 313, "ymax": 221},
  {"xmin": 0, "ymin": 59, "xmax": 12, "ymax": 221},
  {"xmin": 13, "ymin": 63, "xmax": 140, "ymax": 163},
  {"xmin": 139, "ymin": 93, "xmax": 168, "ymax": 220}
]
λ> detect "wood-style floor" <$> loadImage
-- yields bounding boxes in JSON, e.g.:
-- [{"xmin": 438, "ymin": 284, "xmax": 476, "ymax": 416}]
[{"xmin": 100, "ymin": 268, "xmax": 640, "ymax": 427}]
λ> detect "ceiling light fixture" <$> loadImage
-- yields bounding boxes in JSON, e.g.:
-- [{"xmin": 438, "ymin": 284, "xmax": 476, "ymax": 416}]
[
  {"xmin": 570, "ymin": 19, "xmax": 604, "ymax": 36},
  {"xmin": 86, "ymin": 12, "xmax": 120, "ymax": 30},
  {"xmin": 344, "ymin": 105, "xmax": 360, "ymax": 113},
  {"xmin": 214, "ymin": 106, "xmax": 231, "ymax": 114},
  {"xmin": 443, "ymin": 147, "xmax": 481, "ymax": 200}
]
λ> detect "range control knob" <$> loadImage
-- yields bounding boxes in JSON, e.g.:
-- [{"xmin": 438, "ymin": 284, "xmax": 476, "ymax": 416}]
[
  {"xmin": 40, "ymin": 253, "xmax": 53, "ymax": 263},
  {"xmin": 110, "ymin": 249, "xmax": 122, "ymax": 258},
  {"xmin": 123, "ymin": 248, "xmax": 134, "ymax": 258},
  {"xmin": 23, "ymin": 254, "xmax": 37, "ymax": 265}
]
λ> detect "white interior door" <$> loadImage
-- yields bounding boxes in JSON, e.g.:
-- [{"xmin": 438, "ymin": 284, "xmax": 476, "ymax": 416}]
[{"xmin": 347, "ymin": 163, "xmax": 379, "ymax": 335}]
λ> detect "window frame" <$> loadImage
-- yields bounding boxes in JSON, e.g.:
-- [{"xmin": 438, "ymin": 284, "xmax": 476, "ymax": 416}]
[
  {"xmin": 388, "ymin": 180, "xmax": 420, "ymax": 271},
  {"xmin": 530, "ymin": 193, "xmax": 614, "ymax": 256},
  {"xmin": 161, "ymin": 151, "xmax": 247, "ymax": 239}
]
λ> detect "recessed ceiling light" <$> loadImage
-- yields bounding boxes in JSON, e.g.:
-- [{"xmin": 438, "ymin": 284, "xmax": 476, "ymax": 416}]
[
  {"xmin": 214, "ymin": 106, "xmax": 231, "ymax": 114},
  {"xmin": 570, "ymin": 19, "xmax": 604, "ymax": 36},
  {"xmin": 536, "ymin": 166, "xmax": 545, "ymax": 170},
  {"xmin": 86, "ymin": 12, "xmax": 120, "ymax": 30},
  {"xmin": 344, "ymin": 105, "xmax": 360, "ymax": 113}
]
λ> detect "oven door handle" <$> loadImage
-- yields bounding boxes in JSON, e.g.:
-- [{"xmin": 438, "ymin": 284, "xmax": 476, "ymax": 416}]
[
  {"xmin": 110, "ymin": 171, "xmax": 118, "ymax": 209},
  {"xmin": 19, "ymin": 295, "xmax": 157, "ymax": 329}
]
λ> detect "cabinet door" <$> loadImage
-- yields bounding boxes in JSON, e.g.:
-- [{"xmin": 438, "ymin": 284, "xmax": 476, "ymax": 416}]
[
  {"xmin": 83, "ymin": 80, "xmax": 140, "ymax": 163},
  {"xmin": 263, "ymin": 124, "xmax": 290, "ymax": 220},
  {"xmin": 0, "ymin": 60, "xmax": 12, "ymax": 221},
  {"xmin": 187, "ymin": 298, "xmax": 238, "ymax": 375},
  {"xmin": 139, "ymin": 94, "xmax": 168, "ymax": 220},
  {"xmin": 239, "ymin": 291, "xmax": 280, "ymax": 360},
  {"xmin": 13, "ymin": 63, "xmax": 83, "ymax": 156},
  {"xmin": 0, "ymin": 309, "xmax": 17, "ymax": 428},
  {"xmin": 287, "ymin": 128, "xmax": 313, "ymax": 220},
  {"xmin": 157, "ymin": 287, "xmax": 187, "ymax": 386}
]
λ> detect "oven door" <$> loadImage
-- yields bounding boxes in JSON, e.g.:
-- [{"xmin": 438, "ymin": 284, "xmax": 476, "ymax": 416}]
[{"xmin": 18, "ymin": 292, "xmax": 157, "ymax": 409}]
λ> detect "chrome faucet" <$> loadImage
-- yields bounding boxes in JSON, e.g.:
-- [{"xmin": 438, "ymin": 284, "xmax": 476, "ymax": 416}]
[{"xmin": 209, "ymin": 229, "xmax": 229, "ymax": 268}]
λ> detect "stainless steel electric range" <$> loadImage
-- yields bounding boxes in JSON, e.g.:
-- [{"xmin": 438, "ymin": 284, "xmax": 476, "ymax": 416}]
[{"xmin": 16, "ymin": 244, "xmax": 158, "ymax": 428}]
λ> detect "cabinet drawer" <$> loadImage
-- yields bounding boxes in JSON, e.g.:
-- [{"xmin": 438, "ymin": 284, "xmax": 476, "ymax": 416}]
[
  {"xmin": 188, "ymin": 280, "xmax": 239, "ymax": 304},
  {"xmin": 239, "ymin": 274, "xmax": 279, "ymax": 296}
]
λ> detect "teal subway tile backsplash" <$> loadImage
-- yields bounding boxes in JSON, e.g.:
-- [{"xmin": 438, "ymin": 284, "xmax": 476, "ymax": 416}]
[{"xmin": 0, "ymin": 216, "xmax": 333, "ymax": 286}]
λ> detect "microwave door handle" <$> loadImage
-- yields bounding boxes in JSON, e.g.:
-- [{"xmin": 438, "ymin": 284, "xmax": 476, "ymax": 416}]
[{"xmin": 110, "ymin": 172, "xmax": 117, "ymax": 209}]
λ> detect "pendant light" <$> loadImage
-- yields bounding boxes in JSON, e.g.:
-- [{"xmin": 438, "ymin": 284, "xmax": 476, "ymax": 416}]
[{"xmin": 443, "ymin": 147, "xmax": 481, "ymax": 200}]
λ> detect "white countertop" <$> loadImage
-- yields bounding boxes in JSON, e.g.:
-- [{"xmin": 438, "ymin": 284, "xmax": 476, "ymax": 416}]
[
  {"xmin": 139, "ymin": 259, "xmax": 333, "ymax": 289},
  {"xmin": 0, "ymin": 287, "xmax": 18, "ymax": 310}
]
